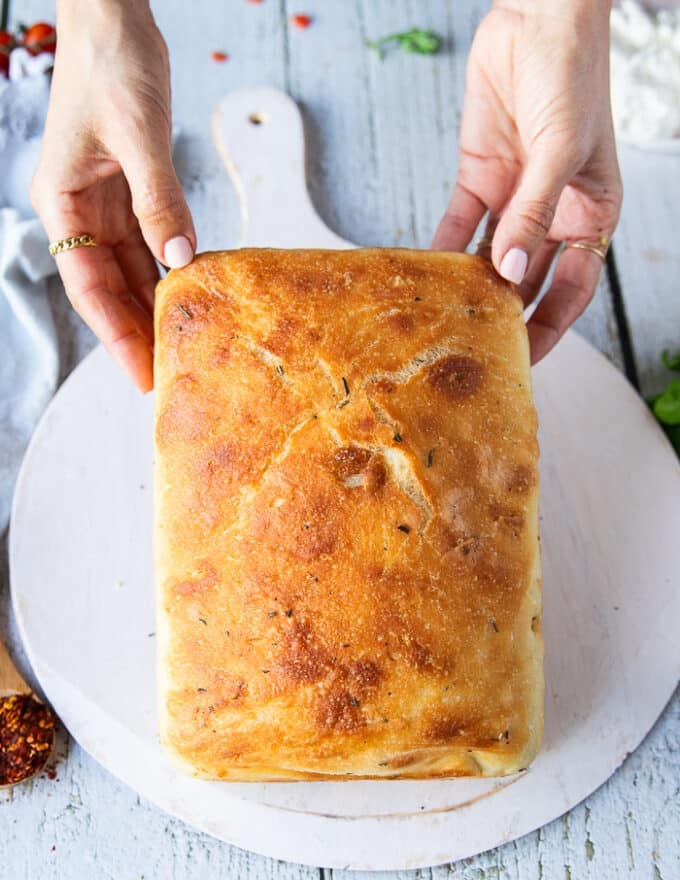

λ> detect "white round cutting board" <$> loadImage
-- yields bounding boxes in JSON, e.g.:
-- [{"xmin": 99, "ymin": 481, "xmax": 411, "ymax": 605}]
[{"xmin": 10, "ymin": 87, "xmax": 680, "ymax": 871}]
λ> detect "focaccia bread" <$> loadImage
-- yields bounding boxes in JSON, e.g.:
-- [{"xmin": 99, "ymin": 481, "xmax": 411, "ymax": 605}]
[{"xmin": 154, "ymin": 248, "xmax": 542, "ymax": 781}]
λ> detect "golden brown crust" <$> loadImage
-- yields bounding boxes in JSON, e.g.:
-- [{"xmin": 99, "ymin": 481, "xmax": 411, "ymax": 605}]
[{"xmin": 154, "ymin": 248, "xmax": 543, "ymax": 780}]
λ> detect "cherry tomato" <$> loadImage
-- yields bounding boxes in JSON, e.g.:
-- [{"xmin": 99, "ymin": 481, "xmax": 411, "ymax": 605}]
[
  {"xmin": 0, "ymin": 30, "xmax": 16, "ymax": 77},
  {"xmin": 23, "ymin": 22, "xmax": 57, "ymax": 56}
]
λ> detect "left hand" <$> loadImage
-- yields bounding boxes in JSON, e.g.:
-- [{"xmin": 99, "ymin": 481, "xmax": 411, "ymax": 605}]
[
  {"xmin": 31, "ymin": 0, "xmax": 195, "ymax": 393},
  {"xmin": 433, "ymin": 0, "xmax": 623, "ymax": 363}
]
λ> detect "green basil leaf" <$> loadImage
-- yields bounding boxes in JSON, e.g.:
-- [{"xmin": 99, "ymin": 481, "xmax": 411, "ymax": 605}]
[
  {"xmin": 653, "ymin": 379, "xmax": 680, "ymax": 426},
  {"xmin": 396, "ymin": 29, "xmax": 442, "ymax": 55},
  {"xmin": 366, "ymin": 28, "xmax": 442, "ymax": 58}
]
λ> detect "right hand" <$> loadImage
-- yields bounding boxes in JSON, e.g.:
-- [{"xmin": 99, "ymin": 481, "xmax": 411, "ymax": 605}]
[
  {"xmin": 31, "ymin": 0, "xmax": 196, "ymax": 392},
  {"xmin": 432, "ymin": 0, "xmax": 622, "ymax": 364}
]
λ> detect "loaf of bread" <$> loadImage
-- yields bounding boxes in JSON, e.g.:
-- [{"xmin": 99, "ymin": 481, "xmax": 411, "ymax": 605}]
[{"xmin": 154, "ymin": 248, "xmax": 542, "ymax": 780}]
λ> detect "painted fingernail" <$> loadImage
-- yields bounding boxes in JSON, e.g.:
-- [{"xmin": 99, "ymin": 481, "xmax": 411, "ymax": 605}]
[
  {"xmin": 499, "ymin": 247, "xmax": 528, "ymax": 285},
  {"xmin": 164, "ymin": 235, "xmax": 194, "ymax": 268}
]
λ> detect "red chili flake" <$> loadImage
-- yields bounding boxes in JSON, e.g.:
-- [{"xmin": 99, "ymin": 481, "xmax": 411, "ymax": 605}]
[
  {"xmin": 211, "ymin": 51, "xmax": 229, "ymax": 63},
  {"xmin": 0, "ymin": 694, "xmax": 55, "ymax": 786},
  {"xmin": 290, "ymin": 13, "xmax": 312, "ymax": 29},
  {"xmin": 247, "ymin": 0, "xmax": 264, "ymax": 3}
]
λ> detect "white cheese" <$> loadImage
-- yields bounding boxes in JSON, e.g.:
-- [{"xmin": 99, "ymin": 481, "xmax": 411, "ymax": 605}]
[{"xmin": 610, "ymin": 0, "xmax": 680, "ymax": 144}]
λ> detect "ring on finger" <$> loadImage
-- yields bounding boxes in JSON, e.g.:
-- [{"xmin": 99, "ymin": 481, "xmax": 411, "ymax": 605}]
[
  {"xmin": 49, "ymin": 233, "xmax": 98, "ymax": 257},
  {"xmin": 564, "ymin": 236, "xmax": 610, "ymax": 262}
]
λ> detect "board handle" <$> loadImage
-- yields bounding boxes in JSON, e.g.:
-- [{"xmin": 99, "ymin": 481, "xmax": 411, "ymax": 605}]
[{"xmin": 212, "ymin": 86, "xmax": 351, "ymax": 249}]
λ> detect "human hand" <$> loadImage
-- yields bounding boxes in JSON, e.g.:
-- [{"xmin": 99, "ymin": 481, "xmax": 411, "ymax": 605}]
[
  {"xmin": 433, "ymin": 0, "xmax": 622, "ymax": 363},
  {"xmin": 31, "ymin": 0, "xmax": 196, "ymax": 391}
]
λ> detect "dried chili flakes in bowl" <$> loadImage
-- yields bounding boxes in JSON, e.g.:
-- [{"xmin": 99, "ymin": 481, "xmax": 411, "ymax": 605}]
[{"xmin": 0, "ymin": 694, "xmax": 55, "ymax": 786}]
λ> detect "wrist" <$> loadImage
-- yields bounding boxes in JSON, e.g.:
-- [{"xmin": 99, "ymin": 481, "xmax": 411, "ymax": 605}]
[
  {"xmin": 55, "ymin": 0, "xmax": 159, "ymax": 58},
  {"xmin": 493, "ymin": 0, "xmax": 611, "ymax": 24},
  {"xmin": 56, "ymin": 0, "xmax": 152, "ymax": 27},
  {"xmin": 57, "ymin": 0, "xmax": 150, "ymax": 11}
]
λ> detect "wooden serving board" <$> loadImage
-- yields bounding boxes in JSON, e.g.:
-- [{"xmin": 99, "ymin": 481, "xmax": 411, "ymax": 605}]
[{"xmin": 9, "ymin": 87, "xmax": 680, "ymax": 871}]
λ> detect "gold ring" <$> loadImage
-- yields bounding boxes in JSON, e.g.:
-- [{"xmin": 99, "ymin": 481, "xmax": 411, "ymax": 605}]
[
  {"xmin": 564, "ymin": 236, "xmax": 610, "ymax": 262},
  {"xmin": 48, "ymin": 234, "xmax": 98, "ymax": 257}
]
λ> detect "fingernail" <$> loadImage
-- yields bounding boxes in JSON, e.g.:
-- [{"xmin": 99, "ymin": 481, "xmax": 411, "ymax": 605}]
[
  {"xmin": 499, "ymin": 247, "xmax": 528, "ymax": 285},
  {"xmin": 164, "ymin": 235, "xmax": 194, "ymax": 268}
]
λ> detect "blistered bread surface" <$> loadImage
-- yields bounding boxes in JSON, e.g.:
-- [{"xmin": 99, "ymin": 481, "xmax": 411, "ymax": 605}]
[{"xmin": 154, "ymin": 248, "xmax": 543, "ymax": 780}]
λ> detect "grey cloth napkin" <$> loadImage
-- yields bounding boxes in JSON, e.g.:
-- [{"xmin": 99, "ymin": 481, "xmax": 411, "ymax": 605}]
[{"xmin": 0, "ymin": 71, "xmax": 58, "ymax": 530}]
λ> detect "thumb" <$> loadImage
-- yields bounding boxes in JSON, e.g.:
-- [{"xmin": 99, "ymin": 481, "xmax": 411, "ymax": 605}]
[
  {"xmin": 491, "ymin": 144, "xmax": 574, "ymax": 285},
  {"xmin": 119, "ymin": 140, "xmax": 196, "ymax": 269}
]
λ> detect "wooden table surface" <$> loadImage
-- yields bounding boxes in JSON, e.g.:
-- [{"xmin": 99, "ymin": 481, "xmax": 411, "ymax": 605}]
[{"xmin": 1, "ymin": 1, "xmax": 679, "ymax": 878}]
